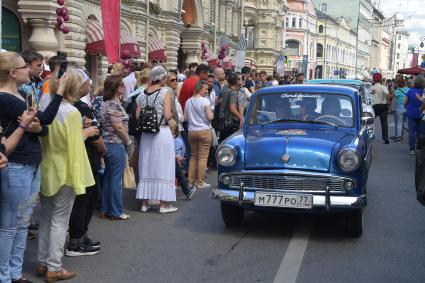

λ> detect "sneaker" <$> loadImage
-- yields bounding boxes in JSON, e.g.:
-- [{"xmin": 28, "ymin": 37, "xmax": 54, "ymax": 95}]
[
  {"xmin": 140, "ymin": 205, "xmax": 151, "ymax": 212},
  {"xmin": 390, "ymin": 136, "xmax": 397, "ymax": 141},
  {"xmin": 65, "ymin": 245, "xmax": 100, "ymax": 257},
  {"xmin": 84, "ymin": 237, "xmax": 101, "ymax": 249},
  {"xmin": 159, "ymin": 205, "xmax": 178, "ymax": 214},
  {"xmin": 196, "ymin": 182, "xmax": 211, "ymax": 189},
  {"xmin": 395, "ymin": 137, "xmax": 403, "ymax": 143},
  {"xmin": 410, "ymin": 150, "xmax": 416, "ymax": 155},
  {"xmin": 186, "ymin": 186, "xmax": 196, "ymax": 200}
]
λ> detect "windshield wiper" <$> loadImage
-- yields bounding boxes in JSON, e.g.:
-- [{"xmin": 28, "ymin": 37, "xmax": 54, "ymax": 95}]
[{"xmin": 262, "ymin": 118, "xmax": 338, "ymax": 128}]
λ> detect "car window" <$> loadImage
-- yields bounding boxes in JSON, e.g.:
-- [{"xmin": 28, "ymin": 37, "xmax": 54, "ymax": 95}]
[{"xmin": 249, "ymin": 92, "xmax": 354, "ymax": 127}]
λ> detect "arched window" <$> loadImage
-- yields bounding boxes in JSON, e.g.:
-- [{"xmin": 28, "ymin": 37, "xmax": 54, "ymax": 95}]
[
  {"xmin": 317, "ymin": 43, "xmax": 323, "ymax": 57},
  {"xmin": 2, "ymin": 8, "xmax": 21, "ymax": 52},
  {"xmin": 244, "ymin": 19, "xmax": 255, "ymax": 48},
  {"xmin": 286, "ymin": 18, "xmax": 289, "ymax": 27},
  {"xmin": 286, "ymin": 40, "xmax": 300, "ymax": 56},
  {"xmin": 292, "ymin": 18, "xmax": 296, "ymax": 28},
  {"xmin": 319, "ymin": 25, "xmax": 324, "ymax": 33},
  {"xmin": 299, "ymin": 18, "xmax": 302, "ymax": 28}
]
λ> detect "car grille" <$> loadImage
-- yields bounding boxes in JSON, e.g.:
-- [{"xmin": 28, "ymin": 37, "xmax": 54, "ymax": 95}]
[{"xmin": 228, "ymin": 175, "xmax": 346, "ymax": 193}]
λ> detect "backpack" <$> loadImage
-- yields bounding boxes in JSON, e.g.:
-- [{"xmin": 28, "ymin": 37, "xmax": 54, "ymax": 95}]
[{"xmin": 138, "ymin": 89, "xmax": 163, "ymax": 134}]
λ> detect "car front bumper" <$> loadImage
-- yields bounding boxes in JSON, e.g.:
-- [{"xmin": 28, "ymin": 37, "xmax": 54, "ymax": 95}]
[{"xmin": 211, "ymin": 188, "xmax": 367, "ymax": 209}]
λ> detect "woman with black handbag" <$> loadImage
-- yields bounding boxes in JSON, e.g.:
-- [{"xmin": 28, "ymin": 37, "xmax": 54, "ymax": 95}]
[{"xmin": 218, "ymin": 72, "xmax": 244, "ymax": 143}]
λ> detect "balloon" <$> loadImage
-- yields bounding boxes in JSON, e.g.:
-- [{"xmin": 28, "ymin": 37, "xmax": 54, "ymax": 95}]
[
  {"xmin": 63, "ymin": 14, "xmax": 70, "ymax": 22},
  {"xmin": 57, "ymin": 16, "xmax": 64, "ymax": 23},
  {"xmin": 62, "ymin": 26, "xmax": 70, "ymax": 34},
  {"xmin": 56, "ymin": 8, "xmax": 62, "ymax": 16},
  {"xmin": 57, "ymin": 0, "xmax": 64, "ymax": 5},
  {"xmin": 61, "ymin": 7, "xmax": 68, "ymax": 15},
  {"xmin": 56, "ymin": 23, "xmax": 64, "ymax": 31}
]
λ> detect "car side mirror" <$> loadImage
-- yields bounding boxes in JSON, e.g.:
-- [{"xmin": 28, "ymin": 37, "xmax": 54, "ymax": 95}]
[{"xmin": 361, "ymin": 116, "xmax": 374, "ymax": 125}]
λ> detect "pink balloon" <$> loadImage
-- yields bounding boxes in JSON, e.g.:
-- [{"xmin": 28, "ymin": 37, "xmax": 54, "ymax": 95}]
[
  {"xmin": 57, "ymin": 0, "xmax": 64, "ymax": 5},
  {"xmin": 57, "ymin": 16, "xmax": 64, "ymax": 23},
  {"xmin": 61, "ymin": 7, "xmax": 68, "ymax": 16},
  {"xmin": 56, "ymin": 8, "xmax": 62, "ymax": 16},
  {"xmin": 62, "ymin": 26, "xmax": 70, "ymax": 34},
  {"xmin": 56, "ymin": 22, "xmax": 64, "ymax": 31},
  {"xmin": 63, "ymin": 14, "xmax": 70, "ymax": 22}
]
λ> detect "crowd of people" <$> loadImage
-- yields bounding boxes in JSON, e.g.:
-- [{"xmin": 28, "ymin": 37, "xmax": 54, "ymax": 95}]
[{"xmin": 0, "ymin": 47, "xmax": 425, "ymax": 283}]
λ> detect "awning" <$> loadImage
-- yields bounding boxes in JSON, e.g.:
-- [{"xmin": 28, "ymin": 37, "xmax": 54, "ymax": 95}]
[
  {"xmin": 85, "ymin": 19, "xmax": 141, "ymax": 58},
  {"xmin": 245, "ymin": 58, "xmax": 257, "ymax": 69},
  {"xmin": 148, "ymin": 32, "xmax": 167, "ymax": 62}
]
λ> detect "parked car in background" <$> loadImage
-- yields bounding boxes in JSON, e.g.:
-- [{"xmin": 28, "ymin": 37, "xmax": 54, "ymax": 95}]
[{"xmin": 212, "ymin": 85, "xmax": 374, "ymax": 237}]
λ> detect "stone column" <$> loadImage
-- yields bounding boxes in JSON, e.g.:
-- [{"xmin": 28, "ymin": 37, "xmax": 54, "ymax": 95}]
[
  {"xmin": 181, "ymin": 26, "xmax": 203, "ymax": 65},
  {"xmin": 18, "ymin": 0, "xmax": 59, "ymax": 56},
  {"xmin": 163, "ymin": 11, "xmax": 184, "ymax": 70}
]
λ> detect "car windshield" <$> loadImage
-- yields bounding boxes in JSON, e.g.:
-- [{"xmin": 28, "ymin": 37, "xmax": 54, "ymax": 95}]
[{"xmin": 248, "ymin": 92, "xmax": 355, "ymax": 128}]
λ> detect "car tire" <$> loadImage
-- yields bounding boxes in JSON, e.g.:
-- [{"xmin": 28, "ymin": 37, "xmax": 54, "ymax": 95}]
[
  {"xmin": 220, "ymin": 201, "xmax": 244, "ymax": 227},
  {"xmin": 344, "ymin": 208, "xmax": 363, "ymax": 238}
]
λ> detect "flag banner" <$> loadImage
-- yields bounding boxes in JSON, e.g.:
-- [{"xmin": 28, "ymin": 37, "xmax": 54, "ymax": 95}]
[
  {"xmin": 101, "ymin": 0, "xmax": 121, "ymax": 64},
  {"xmin": 276, "ymin": 54, "xmax": 286, "ymax": 76},
  {"xmin": 235, "ymin": 33, "xmax": 247, "ymax": 72}
]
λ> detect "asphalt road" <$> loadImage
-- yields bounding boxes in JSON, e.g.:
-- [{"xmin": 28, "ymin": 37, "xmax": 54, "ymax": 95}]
[{"xmin": 23, "ymin": 122, "xmax": 425, "ymax": 283}]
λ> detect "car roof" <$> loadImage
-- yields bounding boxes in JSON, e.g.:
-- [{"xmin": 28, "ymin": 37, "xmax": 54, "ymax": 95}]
[
  {"xmin": 252, "ymin": 84, "xmax": 359, "ymax": 100},
  {"xmin": 306, "ymin": 79, "xmax": 364, "ymax": 86}
]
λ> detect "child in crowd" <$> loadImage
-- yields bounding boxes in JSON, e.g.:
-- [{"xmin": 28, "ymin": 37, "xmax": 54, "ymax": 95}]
[{"xmin": 174, "ymin": 133, "xmax": 196, "ymax": 199}]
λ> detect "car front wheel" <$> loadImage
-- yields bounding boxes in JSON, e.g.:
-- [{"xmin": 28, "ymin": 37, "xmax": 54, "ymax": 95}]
[
  {"xmin": 344, "ymin": 208, "xmax": 363, "ymax": 237},
  {"xmin": 220, "ymin": 201, "xmax": 244, "ymax": 227}
]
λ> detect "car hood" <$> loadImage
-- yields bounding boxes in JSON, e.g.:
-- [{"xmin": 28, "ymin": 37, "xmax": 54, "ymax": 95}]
[{"xmin": 244, "ymin": 128, "xmax": 355, "ymax": 172}]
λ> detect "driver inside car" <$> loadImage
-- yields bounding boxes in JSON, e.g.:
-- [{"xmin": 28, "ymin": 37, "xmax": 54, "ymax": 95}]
[
  {"xmin": 298, "ymin": 97, "xmax": 320, "ymax": 121},
  {"xmin": 321, "ymin": 97, "xmax": 341, "ymax": 117}
]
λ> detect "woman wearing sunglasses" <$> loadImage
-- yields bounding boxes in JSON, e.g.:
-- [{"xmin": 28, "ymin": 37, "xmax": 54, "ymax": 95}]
[{"xmin": 0, "ymin": 51, "xmax": 65, "ymax": 283}]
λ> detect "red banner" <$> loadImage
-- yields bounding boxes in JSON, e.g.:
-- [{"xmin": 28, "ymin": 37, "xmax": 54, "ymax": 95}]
[{"xmin": 101, "ymin": 0, "xmax": 120, "ymax": 64}]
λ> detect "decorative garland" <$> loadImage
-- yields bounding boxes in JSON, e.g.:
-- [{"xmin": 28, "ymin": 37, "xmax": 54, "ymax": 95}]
[{"xmin": 55, "ymin": 0, "xmax": 70, "ymax": 34}]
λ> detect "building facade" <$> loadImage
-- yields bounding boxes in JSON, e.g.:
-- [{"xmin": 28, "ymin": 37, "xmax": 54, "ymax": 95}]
[
  {"xmin": 284, "ymin": 0, "xmax": 317, "ymax": 80},
  {"xmin": 1, "ymin": 0, "xmax": 293, "ymax": 79},
  {"xmin": 312, "ymin": 0, "xmax": 375, "ymax": 77},
  {"xmin": 242, "ymin": 0, "xmax": 288, "ymax": 74},
  {"xmin": 393, "ymin": 29, "xmax": 410, "ymax": 73},
  {"xmin": 315, "ymin": 11, "xmax": 357, "ymax": 79}
]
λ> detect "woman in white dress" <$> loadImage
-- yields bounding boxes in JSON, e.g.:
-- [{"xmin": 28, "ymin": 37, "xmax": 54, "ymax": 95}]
[{"xmin": 135, "ymin": 66, "xmax": 178, "ymax": 214}]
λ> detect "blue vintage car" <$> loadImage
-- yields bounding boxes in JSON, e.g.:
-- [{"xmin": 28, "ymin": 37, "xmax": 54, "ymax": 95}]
[{"xmin": 212, "ymin": 84, "xmax": 374, "ymax": 237}]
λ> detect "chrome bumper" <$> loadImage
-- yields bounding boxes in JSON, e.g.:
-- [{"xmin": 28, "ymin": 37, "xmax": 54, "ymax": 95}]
[{"xmin": 211, "ymin": 188, "xmax": 367, "ymax": 209}]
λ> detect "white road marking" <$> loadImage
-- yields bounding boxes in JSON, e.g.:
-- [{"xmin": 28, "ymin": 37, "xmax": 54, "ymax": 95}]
[{"xmin": 273, "ymin": 226, "xmax": 311, "ymax": 283}]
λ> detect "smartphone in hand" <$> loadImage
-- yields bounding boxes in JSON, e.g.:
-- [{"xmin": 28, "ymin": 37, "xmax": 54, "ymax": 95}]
[
  {"xmin": 26, "ymin": 93, "xmax": 34, "ymax": 110},
  {"xmin": 57, "ymin": 61, "xmax": 68, "ymax": 79}
]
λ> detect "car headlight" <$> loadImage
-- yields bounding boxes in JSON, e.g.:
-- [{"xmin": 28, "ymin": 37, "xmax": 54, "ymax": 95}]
[
  {"xmin": 338, "ymin": 149, "xmax": 361, "ymax": 172},
  {"xmin": 216, "ymin": 146, "xmax": 236, "ymax": 166}
]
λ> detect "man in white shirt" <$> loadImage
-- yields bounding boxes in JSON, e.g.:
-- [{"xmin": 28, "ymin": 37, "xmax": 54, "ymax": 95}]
[
  {"xmin": 122, "ymin": 63, "xmax": 138, "ymax": 104},
  {"xmin": 370, "ymin": 72, "xmax": 390, "ymax": 144}
]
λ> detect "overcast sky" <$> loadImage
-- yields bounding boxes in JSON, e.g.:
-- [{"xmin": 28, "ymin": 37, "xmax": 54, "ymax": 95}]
[{"xmin": 380, "ymin": 0, "xmax": 425, "ymax": 47}]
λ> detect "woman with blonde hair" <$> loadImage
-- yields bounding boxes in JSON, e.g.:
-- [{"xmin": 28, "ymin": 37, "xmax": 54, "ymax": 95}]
[
  {"xmin": 0, "ymin": 51, "xmax": 64, "ymax": 283},
  {"xmin": 37, "ymin": 67, "xmax": 98, "ymax": 282}
]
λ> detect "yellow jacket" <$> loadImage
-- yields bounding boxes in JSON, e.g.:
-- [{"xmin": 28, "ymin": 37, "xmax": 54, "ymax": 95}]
[{"xmin": 40, "ymin": 102, "xmax": 94, "ymax": 197}]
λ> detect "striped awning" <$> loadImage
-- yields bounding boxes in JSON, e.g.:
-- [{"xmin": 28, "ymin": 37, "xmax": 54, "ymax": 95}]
[
  {"xmin": 148, "ymin": 32, "xmax": 167, "ymax": 62},
  {"xmin": 245, "ymin": 58, "xmax": 257, "ymax": 69},
  {"xmin": 85, "ymin": 19, "xmax": 141, "ymax": 58}
]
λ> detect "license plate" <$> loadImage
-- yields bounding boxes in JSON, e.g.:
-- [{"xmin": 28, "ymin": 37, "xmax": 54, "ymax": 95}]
[{"xmin": 254, "ymin": 192, "xmax": 313, "ymax": 209}]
